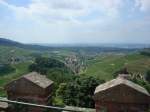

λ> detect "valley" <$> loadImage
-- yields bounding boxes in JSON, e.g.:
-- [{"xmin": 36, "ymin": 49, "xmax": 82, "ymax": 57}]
[{"xmin": 0, "ymin": 38, "xmax": 150, "ymax": 109}]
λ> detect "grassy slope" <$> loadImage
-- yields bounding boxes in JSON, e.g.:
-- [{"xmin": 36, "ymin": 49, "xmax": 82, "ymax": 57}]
[
  {"xmin": 0, "ymin": 45, "xmax": 33, "ymax": 63},
  {"xmin": 0, "ymin": 45, "xmax": 32, "ymax": 56},
  {"xmin": 85, "ymin": 53, "xmax": 150, "ymax": 81},
  {"xmin": 0, "ymin": 62, "xmax": 31, "ymax": 96}
]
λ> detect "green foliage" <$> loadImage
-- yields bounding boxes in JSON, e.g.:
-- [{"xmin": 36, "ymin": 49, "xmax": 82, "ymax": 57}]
[
  {"xmin": 29, "ymin": 57, "xmax": 73, "ymax": 75},
  {"xmin": 130, "ymin": 78, "xmax": 150, "ymax": 93},
  {"xmin": 145, "ymin": 70, "xmax": 150, "ymax": 83},
  {"xmin": 52, "ymin": 83, "xmax": 66, "ymax": 106},
  {"xmin": 29, "ymin": 57, "xmax": 74, "ymax": 84},
  {"xmin": 0, "ymin": 64, "xmax": 15, "ymax": 75},
  {"xmin": 140, "ymin": 51, "xmax": 150, "ymax": 57},
  {"xmin": 47, "ymin": 68, "xmax": 74, "ymax": 84},
  {"xmin": 56, "ymin": 83, "xmax": 67, "ymax": 96},
  {"xmin": 52, "ymin": 96, "xmax": 65, "ymax": 107},
  {"xmin": 57, "ymin": 76, "xmax": 105, "ymax": 108}
]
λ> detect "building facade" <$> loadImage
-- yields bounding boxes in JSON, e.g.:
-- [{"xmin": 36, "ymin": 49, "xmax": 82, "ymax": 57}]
[
  {"xmin": 5, "ymin": 72, "xmax": 53, "ymax": 112},
  {"xmin": 94, "ymin": 77, "xmax": 150, "ymax": 112}
]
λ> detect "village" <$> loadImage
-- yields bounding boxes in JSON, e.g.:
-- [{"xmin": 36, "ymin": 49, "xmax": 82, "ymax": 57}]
[{"xmin": 0, "ymin": 72, "xmax": 149, "ymax": 112}]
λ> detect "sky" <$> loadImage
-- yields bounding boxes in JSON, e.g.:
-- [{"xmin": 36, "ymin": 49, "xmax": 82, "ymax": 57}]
[{"xmin": 0, "ymin": 0, "xmax": 150, "ymax": 44}]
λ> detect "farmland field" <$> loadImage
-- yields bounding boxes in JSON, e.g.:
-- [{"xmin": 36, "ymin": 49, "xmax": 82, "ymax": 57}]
[{"xmin": 85, "ymin": 53, "xmax": 150, "ymax": 80}]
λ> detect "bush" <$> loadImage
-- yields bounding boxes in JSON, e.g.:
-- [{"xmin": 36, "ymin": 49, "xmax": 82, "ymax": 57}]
[
  {"xmin": 56, "ymin": 76, "xmax": 105, "ymax": 108},
  {"xmin": 140, "ymin": 51, "xmax": 150, "ymax": 57},
  {"xmin": 0, "ymin": 64, "xmax": 15, "ymax": 75},
  {"xmin": 145, "ymin": 70, "xmax": 150, "ymax": 83},
  {"xmin": 29, "ymin": 57, "xmax": 74, "ymax": 75},
  {"xmin": 130, "ymin": 78, "xmax": 150, "ymax": 93}
]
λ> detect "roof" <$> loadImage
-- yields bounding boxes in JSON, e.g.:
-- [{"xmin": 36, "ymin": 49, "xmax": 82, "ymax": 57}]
[
  {"xmin": 94, "ymin": 77, "xmax": 150, "ymax": 96},
  {"xmin": 118, "ymin": 74, "xmax": 131, "ymax": 79},
  {"xmin": 23, "ymin": 72, "xmax": 53, "ymax": 89},
  {"xmin": 0, "ymin": 102, "xmax": 8, "ymax": 109}
]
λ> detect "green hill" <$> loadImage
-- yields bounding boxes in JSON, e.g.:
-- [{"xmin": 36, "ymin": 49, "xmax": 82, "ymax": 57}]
[
  {"xmin": 0, "ymin": 45, "xmax": 34, "ymax": 64},
  {"xmin": 85, "ymin": 53, "xmax": 150, "ymax": 81},
  {"xmin": 0, "ymin": 62, "xmax": 31, "ymax": 96},
  {"xmin": 0, "ymin": 38, "xmax": 51, "ymax": 51}
]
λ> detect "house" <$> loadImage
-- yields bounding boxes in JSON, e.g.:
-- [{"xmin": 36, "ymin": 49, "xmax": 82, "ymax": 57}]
[
  {"xmin": 5, "ymin": 72, "xmax": 53, "ymax": 112},
  {"xmin": 94, "ymin": 77, "xmax": 150, "ymax": 112}
]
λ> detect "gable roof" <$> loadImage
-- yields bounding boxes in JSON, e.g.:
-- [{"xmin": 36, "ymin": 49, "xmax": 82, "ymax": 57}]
[
  {"xmin": 94, "ymin": 77, "xmax": 149, "ymax": 96},
  {"xmin": 5, "ymin": 72, "xmax": 53, "ymax": 89},
  {"xmin": 22, "ymin": 72, "xmax": 53, "ymax": 89}
]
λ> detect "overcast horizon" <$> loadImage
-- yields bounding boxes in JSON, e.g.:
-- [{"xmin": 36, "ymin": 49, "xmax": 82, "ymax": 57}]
[
  {"xmin": 0, "ymin": 0, "xmax": 150, "ymax": 44},
  {"xmin": 1, "ymin": 37, "xmax": 150, "ymax": 45}
]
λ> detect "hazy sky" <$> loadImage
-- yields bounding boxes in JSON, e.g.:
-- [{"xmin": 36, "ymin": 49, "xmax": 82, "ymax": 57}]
[{"xmin": 0, "ymin": 0, "xmax": 150, "ymax": 44}]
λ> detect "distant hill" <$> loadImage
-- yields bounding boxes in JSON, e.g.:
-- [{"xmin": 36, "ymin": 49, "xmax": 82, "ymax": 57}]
[
  {"xmin": 0, "ymin": 38, "xmax": 21, "ymax": 46},
  {"xmin": 0, "ymin": 38, "xmax": 51, "ymax": 51},
  {"xmin": 0, "ymin": 38, "xmax": 47, "ymax": 63},
  {"xmin": 0, "ymin": 38, "xmax": 142, "ymax": 53}
]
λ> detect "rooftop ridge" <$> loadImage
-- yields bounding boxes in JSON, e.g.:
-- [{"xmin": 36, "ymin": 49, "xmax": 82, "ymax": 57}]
[{"xmin": 95, "ymin": 77, "xmax": 149, "ymax": 96}]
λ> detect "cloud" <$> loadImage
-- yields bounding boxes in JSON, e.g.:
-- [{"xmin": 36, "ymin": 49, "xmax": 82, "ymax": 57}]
[
  {"xmin": 0, "ymin": 0, "xmax": 150, "ymax": 44},
  {"xmin": 1, "ymin": 0, "xmax": 150, "ymax": 23},
  {"xmin": 135, "ymin": 0, "xmax": 150, "ymax": 11},
  {"xmin": 0, "ymin": 0, "xmax": 125, "ymax": 23}
]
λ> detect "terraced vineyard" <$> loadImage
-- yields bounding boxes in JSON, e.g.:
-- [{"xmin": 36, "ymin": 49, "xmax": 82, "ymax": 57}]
[{"xmin": 85, "ymin": 53, "xmax": 150, "ymax": 81}]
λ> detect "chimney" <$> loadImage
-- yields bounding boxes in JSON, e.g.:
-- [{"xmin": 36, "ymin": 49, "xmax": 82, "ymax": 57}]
[{"xmin": 118, "ymin": 74, "xmax": 130, "ymax": 79}]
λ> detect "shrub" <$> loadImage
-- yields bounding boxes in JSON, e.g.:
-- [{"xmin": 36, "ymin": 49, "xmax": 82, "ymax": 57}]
[
  {"xmin": 56, "ymin": 76, "xmax": 105, "ymax": 108},
  {"xmin": 0, "ymin": 64, "xmax": 15, "ymax": 75},
  {"xmin": 145, "ymin": 70, "xmax": 150, "ymax": 83}
]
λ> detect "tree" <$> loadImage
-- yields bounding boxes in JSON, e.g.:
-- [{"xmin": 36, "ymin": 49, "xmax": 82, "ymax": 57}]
[
  {"xmin": 57, "ymin": 76, "xmax": 105, "ymax": 108},
  {"xmin": 0, "ymin": 64, "xmax": 15, "ymax": 75},
  {"xmin": 53, "ymin": 83, "xmax": 67, "ymax": 106},
  {"xmin": 29, "ymin": 57, "xmax": 73, "ymax": 75},
  {"xmin": 130, "ymin": 77, "xmax": 150, "ymax": 93},
  {"xmin": 140, "ymin": 51, "xmax": 150, "ymax": 57},
  {"xmin": 145, "ymin": 70, "xmax": 150, "ymax": 83},
  {"xmin": 29, "ymin": 57, "xmax": 75, "ymax": 85}
]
